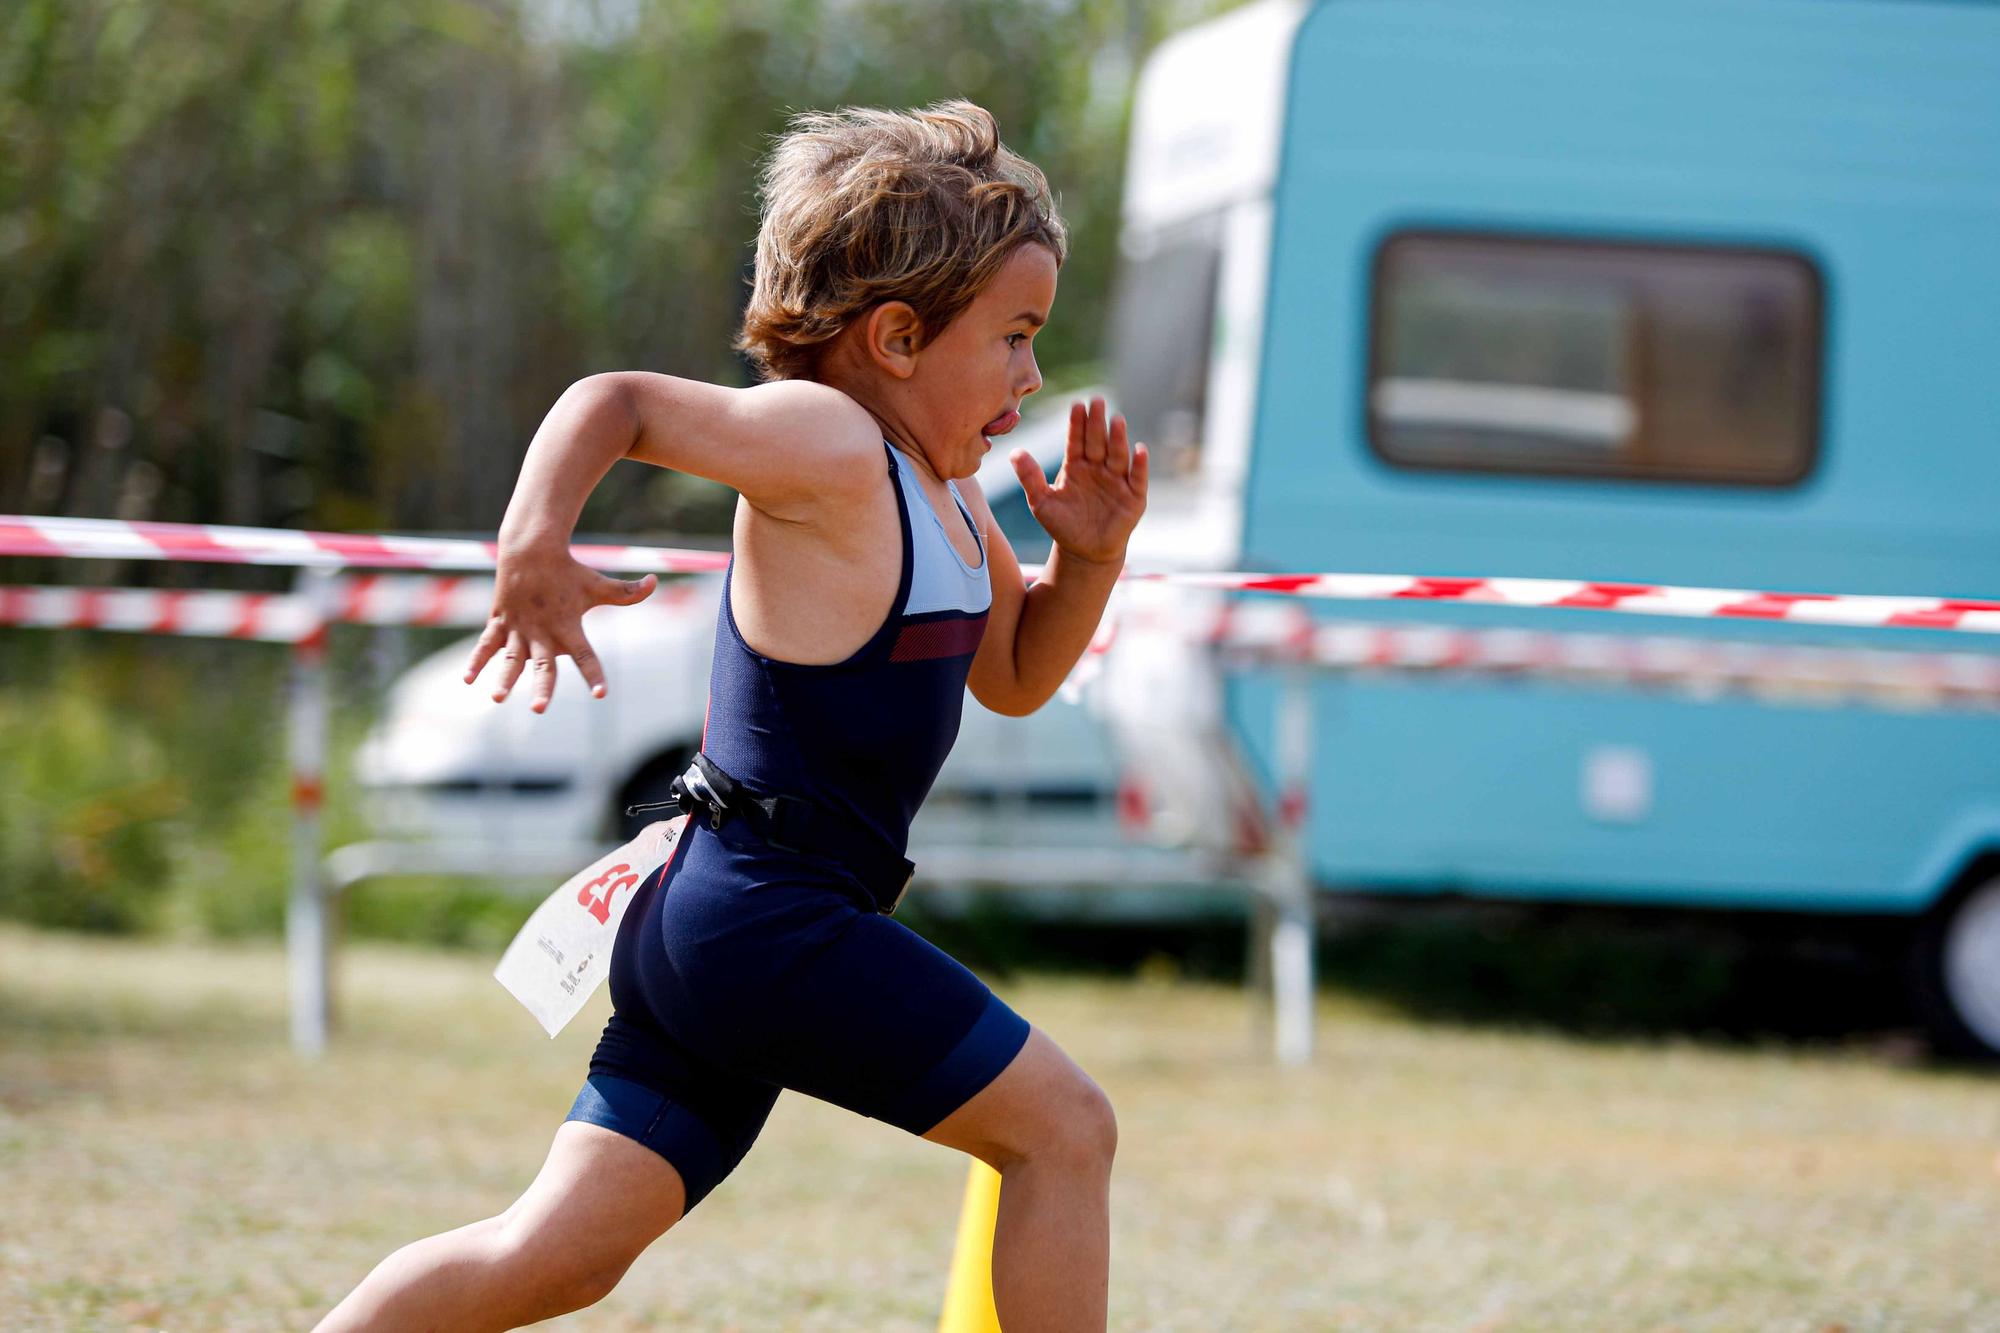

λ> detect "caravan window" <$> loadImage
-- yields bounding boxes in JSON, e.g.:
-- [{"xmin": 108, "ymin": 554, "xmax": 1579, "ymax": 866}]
[
  {"xmin": 1368, "ymin": 231, "xmax": 1821, "ymax": 486},
  {"xmin": 1107, "ymin": 212, "xmax": 1224, "ymax": 479}
]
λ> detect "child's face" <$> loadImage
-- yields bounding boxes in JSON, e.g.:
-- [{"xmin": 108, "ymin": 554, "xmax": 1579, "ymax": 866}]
[{"xmin": 906, "ymin": 242, "xmax": 1056, "ymax": 479}]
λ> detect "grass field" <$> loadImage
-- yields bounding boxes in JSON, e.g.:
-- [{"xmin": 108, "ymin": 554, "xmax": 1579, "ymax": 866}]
[{"xmin": 1, "ymin": 920, "xmax": 1996, "ymax": 1332}]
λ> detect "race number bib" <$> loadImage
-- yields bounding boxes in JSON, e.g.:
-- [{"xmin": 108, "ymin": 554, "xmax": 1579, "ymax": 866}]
[{"xmin": 493, "ymin": 816, "xmax": 687, "ymax": 1037}]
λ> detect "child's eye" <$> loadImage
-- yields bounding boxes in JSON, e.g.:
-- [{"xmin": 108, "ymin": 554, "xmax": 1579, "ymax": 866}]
[{"xmin": 1007, "ymin": 332, "xmax": 1029, "ymax": 348}]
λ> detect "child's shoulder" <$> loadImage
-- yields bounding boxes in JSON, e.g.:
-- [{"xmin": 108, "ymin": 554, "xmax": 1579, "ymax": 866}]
[
  {"xmin": 737, "ymin": 379, "xmax": 880, "ymax": 453},
  {"xmin": 723, "ymin": 378, "xmax": 885, "ymax": 506},
  {"xmin": 622, "ymin": 372, "xmax": 882, "ymax": 508}
]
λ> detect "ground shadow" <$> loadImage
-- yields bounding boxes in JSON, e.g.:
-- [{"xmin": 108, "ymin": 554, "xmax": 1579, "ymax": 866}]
[
  {"xmin": 1309, "ymin": 904, "xmax": 1921, "ymax": 1049},
  {"xmin": 905, "ymin": 896, "xmax": 1939, "ymax": 1057}
]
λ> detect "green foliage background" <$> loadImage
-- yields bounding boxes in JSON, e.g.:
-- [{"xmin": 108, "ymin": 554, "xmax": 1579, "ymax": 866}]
[
  {"xmin": 3, "ymin": 0, "xmax": 1226, "ymax": 537},
  {"xmin": 1, "ymin": 0, "xmax": 1239, "ymax": 942}
]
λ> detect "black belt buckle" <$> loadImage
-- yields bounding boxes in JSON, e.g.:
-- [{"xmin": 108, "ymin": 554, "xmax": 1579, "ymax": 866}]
[{"xmin": 674, "ymin": 760, "xmax": 728, "ymax": 831}]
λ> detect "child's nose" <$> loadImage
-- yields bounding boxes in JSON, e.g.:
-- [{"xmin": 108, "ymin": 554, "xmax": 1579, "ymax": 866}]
[{"xmin": 1018, "ymin": 352, "xmax": 1043, "ymax": 397}]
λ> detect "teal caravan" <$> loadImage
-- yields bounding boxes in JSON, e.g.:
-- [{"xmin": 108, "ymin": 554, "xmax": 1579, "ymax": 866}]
[{"xmin": 1094, "ymin": 0, "xmax": 2000, "ymax": 1054}]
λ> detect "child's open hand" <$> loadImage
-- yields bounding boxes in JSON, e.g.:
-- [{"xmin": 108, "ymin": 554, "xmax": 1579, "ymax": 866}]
[
  {"xmin": 463, "ymin": 545, "xmax": 657, "ymax": 713},
  {"xmin": 1010, "ymin": 396, "xmax": 1149, "ymax": 566}
]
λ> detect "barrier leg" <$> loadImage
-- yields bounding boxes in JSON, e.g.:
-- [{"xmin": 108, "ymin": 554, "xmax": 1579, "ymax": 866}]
[
  {"xmin": 937, "ymin": 1159, "xmax": 1004, "ymax": 1333},
  {"xmin": 1270, "ymin": 670, "xmax": 1315, "ymax": 1067},
  {"xmin": 286, "ymin": 568, "xmax": 335, "ymax": 1057},
  {"xmin": 1271, "ymin": 882, "xmax": 1314, "ymax": 1068}
]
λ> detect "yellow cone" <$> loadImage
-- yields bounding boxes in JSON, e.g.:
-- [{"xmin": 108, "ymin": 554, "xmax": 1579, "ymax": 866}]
[{"xmin": 937, "ymin": 1159, "xmax": 1004, "ymax": 1332}]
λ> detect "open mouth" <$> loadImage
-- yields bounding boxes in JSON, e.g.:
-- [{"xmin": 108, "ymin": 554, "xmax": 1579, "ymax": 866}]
[{"xmin": 982, "ymin": 409, "xmax": 1020, "ymax": 437}]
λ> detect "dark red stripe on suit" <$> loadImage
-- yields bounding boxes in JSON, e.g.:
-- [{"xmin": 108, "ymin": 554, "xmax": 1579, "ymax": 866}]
[{"xmin": 890, "ymin": 612, "xmax": 989, "ymax": 663}]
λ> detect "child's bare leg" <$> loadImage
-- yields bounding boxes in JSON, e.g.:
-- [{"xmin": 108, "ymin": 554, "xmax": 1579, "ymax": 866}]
[
  {"xmin": 311, "ymin": 1121, "xmax": 687, "ymax": 1333},
  {"xmin": 923, "ymin": 1027, "xmax": 1117, "ymax": 1332}
]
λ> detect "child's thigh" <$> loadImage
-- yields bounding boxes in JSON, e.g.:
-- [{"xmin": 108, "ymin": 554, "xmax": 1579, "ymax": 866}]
[
  {"xmin": 917, "ymin": 1025, "xmax": 1114, "ymax": 1168},
  {"xmin": 496, "ymin": 1120, "xmax": 689, "ymax": 1284},
  {"xmin": 750, "ymin": 910, "xmax": 1032, "ymax": 1138}
]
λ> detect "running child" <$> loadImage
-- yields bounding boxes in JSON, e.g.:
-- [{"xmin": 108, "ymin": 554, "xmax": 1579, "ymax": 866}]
[{"xmin": 315, "ymin": 99, "xmax": 1145, "ymax": 1332}]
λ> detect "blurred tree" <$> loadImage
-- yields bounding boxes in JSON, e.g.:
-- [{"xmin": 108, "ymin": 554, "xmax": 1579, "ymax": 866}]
[{"xmin": 1, "ymin": 0, "xmax": 1237, "ymax": 540}]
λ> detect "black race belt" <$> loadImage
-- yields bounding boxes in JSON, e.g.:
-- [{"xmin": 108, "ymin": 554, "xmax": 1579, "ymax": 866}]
[{"xmin": 626, "ymin": 752, "xmax": 915, "ymax": 915}]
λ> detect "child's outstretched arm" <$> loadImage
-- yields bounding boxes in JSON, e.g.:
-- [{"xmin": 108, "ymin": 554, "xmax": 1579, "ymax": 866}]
[
  {"xmin": 963, "ymin": 396, "xmax": 1148, "ymax": 716},
  {"xmin": 467, "ymin": 372, "xmax": 878, "ymax": 712}
]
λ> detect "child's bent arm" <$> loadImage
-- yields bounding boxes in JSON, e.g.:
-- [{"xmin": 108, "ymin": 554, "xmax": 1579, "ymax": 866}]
[
  {"xmin": 963, "ymin": 397, "xmax": 1147, "ymax": 716},
  {"xmin": 970, "ymin": 533, "xmax": 1123, "ymax": 716},
  {"xmin": 496, "ymin": 373, "xmax": 877, "ymax": 552},
  {"xmin": 608, "ymin": 372, "xmax": 883, "ymax": 516},
  {"xmin": 471, "ymin": 372, "xmax": 883, "ymax": 712},
  {"xmin": 494, "ymin": 375, "xmax": 644, "ymax": 553}
]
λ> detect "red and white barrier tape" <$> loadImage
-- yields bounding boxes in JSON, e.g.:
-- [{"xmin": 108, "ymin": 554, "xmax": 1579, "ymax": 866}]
[
  {"xmin": 0, "ymin": 574, "xmax": 711, "ymax": 643},
  {"xmin": 4, "ymin": 513, "xmax": 1996, "ymax": 633},
  {"xmin": 0, "ymin": 515, "xmax": 729, "ymax": 574},
  {"xmin": 1174, "ymin": 601, "xmax": 2000, "ymax": 707},
  {"xmin": 1133, "ymin": 572, "xmax": 2000, "ymax": 634},
  {"xmin": 0, "ymin": 585, "xmax": 318, "ymax": 643},
  {"xmin": 7, "ymin": 576, "xmax": 1997, "ymax": 707}
]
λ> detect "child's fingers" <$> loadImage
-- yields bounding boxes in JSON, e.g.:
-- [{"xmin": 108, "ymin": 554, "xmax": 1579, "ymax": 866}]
[
  {"xmin": 1083, "ymin": 396, "xmax": 1108, "ymax": 464},
  {"xmin": 492, "ymin": 631, "xmax": 529, "ymax": 702},
  {"xmin": 567, "ymin": 634, "xmax": 609, "ymax": 699},
  {"xmin": 464, "ymin": 618, "xmax": 507, "ymax": 684},
  {"xmin": 528, "ymin": 653, "xmax": 560, "ymax": 714},
  {"xmin": 594, "ymin": 572, "xmax": 656, "ymax": 606},
  {"xmin": 1010, "ymin": 448, "xmax": 1052, "ymax": 508},
  {"xmin": 1065, "ymin": 400, "xmax": 1087, "ymax": 468},
  {"xmin": 1130, "ymin": 441, "xmax": 1150, "ymax": 499},
  {"xmin": 1106, "ymin": 413, "xmax": 1130, "ymax": 474}
]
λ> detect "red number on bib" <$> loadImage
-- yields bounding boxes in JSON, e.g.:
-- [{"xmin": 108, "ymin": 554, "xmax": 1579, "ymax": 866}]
[{"xmin": 576, "ymin": 863, "xmax": 640, "ymax": 925}]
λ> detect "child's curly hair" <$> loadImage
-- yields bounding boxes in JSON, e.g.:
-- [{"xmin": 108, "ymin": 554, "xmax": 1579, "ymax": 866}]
[{"xmin": 736, "ymin": 100, "xmax": 1068, "ymax": 382}]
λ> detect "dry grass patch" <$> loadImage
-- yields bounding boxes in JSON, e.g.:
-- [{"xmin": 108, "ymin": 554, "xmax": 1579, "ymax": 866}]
[{"xmin": 1, "ymin": 923, "xmax": 1995, "ymax": 1331}]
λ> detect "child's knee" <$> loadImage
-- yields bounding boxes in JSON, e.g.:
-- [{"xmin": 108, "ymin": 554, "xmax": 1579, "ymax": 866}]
[
  {"xmin": 1038, "ymin": 1074, "xmax": 1116, "ymax": 1170},
  {"xmin": 1000, "ymin": 1070, "xmax": 1118, "ymax": 1172}
]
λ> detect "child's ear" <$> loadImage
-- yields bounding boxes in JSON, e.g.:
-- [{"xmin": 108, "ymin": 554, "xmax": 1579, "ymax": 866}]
[{"xmin": 863, "ymin": 301, "xmax": 924, "ymax": 380}]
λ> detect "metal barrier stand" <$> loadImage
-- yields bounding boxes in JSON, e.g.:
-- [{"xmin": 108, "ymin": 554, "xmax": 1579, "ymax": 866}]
[
  {"xmin": 286, "ymin": 568, "xmax": 338, "ymax": 1056},
  {"xmin": 1266, "ymin": 669, "xmax": 1316, "ymax": 1068}
]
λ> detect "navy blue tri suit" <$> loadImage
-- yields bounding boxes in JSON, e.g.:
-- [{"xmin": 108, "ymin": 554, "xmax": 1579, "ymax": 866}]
[{"xmin": 565, "ymin": 440, "xmax": 1032, "ymax": 1211}]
